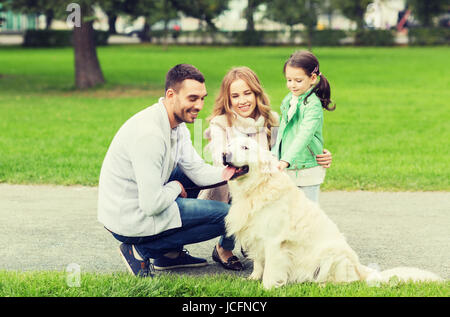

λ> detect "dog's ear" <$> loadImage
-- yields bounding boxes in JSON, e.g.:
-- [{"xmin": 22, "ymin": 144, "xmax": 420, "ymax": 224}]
[{"xmin": 259, "ymin": 149, "xmax": 279, "ymax": 175}]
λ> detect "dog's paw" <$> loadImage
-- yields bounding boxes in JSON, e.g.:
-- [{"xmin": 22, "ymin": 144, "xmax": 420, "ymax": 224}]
[
  {"xmin": 262, "ymin": 277, "xmax": 286, "ymax": 289},
  {"xmin": 248, "ymin": 271, "xmax": 262, "ymax": 281}
]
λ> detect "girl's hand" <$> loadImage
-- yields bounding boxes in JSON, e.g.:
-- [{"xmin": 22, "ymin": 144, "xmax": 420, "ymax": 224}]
[
  {"xmin": 277, "ymin": 160, "xmax": 290, "ymax": 171},
  {"xmin": 316, "ymin": 149, "xmax": 332, "ymax": 168}
]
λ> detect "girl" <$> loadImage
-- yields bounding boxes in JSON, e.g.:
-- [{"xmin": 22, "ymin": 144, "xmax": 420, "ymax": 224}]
[{"xmin": 272, "ymin": 50, "xmax": 336, "ymax": 203}]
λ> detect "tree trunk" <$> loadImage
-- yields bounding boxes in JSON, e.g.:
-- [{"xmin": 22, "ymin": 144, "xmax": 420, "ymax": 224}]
[
  {"xmin": 45, "ymin": 9, "xmax": 54, "ymax": 30},
  {"xmin": 73, "ymin": 20, "xmax": 105, "ymax": 89},
  {"xmin": 108, "ymin": 14, "xmax": 117, "ymax": 34},
  {"xmin": 306, "ymin": 27, "xmax": 313, "ymax": 51},
  {"xmin": 139, "ymin": 22, "xmax": 151, "ymax": 42},
  {"xmin": 245, "ymin": 0, "xmax": 256, "ymax": 31}
]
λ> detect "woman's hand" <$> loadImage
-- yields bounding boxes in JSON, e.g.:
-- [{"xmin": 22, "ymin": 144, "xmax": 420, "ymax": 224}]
[
  {"xmin": 175, "ymin": 181, "xmax": 187, "ymax": 198},
  {"xmin": 277, "ymin": 160, "xmax": 290, "ymax": 171},
  {"xmin": 316, "ymin": 149, "xmax": 332, "ymax": 168}
]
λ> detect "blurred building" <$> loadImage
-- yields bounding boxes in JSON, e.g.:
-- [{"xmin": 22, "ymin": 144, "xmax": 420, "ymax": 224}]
[{"xmin": 0, "ymin": 3, "xmax": 38, "ymax": 32}]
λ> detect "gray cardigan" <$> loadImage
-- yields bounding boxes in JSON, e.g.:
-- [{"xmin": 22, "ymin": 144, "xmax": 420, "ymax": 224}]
[{"xmin": 98, "ymin": 98, "xmax": 224, "ymax": 237}]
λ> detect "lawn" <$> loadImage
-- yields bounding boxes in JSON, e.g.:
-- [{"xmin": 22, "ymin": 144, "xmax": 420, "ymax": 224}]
[
  {"xmin": 0, "ymin": 45, "xmax": 449, "ymax": 190},
  {"xmin": 0, "ymin": 271, "xmax": 448, "ymax": 297}
]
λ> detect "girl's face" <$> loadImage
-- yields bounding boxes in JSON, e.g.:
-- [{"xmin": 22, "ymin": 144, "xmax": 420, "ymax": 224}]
[
  {"xmin": 229, "ymin": 79, "xmax": 257, "ymax": 119},
  {"xmin": 285, "ymin": 65, "xmax": 317, "ymax": 97}
]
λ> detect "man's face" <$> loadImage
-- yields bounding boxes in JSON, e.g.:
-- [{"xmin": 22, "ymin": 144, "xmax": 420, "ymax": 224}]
[{"xmin": 169, "ymin": 79, "xmax": 207, "ymax": 124}]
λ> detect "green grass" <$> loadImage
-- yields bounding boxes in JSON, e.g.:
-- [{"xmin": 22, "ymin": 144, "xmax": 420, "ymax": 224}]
[
  {"xmin": 0, "ymin": 271, "xmax": 448, "ymax": 297},
  {"xmin": 0, "ymin": 45, "xmax": 449, "ymax": 190}
]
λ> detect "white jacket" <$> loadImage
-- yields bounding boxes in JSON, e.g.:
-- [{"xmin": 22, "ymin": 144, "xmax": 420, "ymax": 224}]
[{"xmin": 98, "ymin": 98, "xmax": 224, "ymax": 237}]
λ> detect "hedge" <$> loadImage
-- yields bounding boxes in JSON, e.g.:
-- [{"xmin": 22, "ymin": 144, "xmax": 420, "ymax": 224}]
[
  {"xmin": 408, "ymin": 27, "xmax": 450, "ymax": 45},
  {"xmin": 23, "ymin": 30, "xmax": 110, "ymax": 47},
  {"xmin": 354, "ymin": 29, "xmax": 395, "ymax": 46}
]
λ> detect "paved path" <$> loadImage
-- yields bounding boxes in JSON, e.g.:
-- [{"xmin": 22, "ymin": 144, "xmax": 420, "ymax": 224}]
[{"xmin": 0, "ymin": 184, "xmax": 448, "ymax": 279}]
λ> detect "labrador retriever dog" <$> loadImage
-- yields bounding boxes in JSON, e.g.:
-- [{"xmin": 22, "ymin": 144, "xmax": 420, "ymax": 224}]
[{"xmin": 223, "ymin": 137, "xmax": 442, "ymax": 289}]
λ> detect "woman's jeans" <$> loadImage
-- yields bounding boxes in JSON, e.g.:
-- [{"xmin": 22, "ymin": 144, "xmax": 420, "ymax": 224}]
[{"xmin": 109, "ymin": 167, "xmax": 235, "ymax": 260}]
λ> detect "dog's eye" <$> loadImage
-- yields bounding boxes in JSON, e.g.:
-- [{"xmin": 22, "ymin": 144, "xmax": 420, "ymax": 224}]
[{"xmin": 241, "ymin": 146, "xmax": 249, "ymax": 150}]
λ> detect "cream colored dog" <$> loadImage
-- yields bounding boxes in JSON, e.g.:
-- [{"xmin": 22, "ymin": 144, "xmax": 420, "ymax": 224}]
[{"xmin": 223, "ymin": 137, "xmax": 442, "ymax": 289}]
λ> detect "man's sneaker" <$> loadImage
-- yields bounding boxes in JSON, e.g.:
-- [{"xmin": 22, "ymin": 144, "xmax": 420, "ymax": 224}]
[
  {"xmin": 153, "ymin": 249, "xmax": 208, "ymax": 270},
  {"xmin": 119, "ymin": 243, "xmax": 152, "ymax": 277}
]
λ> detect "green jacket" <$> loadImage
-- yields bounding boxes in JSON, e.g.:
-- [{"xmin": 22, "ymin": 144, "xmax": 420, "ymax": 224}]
[{"xmin": 271, "ymin": 89, "xmax": 324, "ymax": 170}]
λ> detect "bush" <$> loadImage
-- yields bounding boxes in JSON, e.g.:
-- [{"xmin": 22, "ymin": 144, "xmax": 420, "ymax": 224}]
[
  {"xmin": 232, "ymin": 30, "xmax": 266, "ymax": 46},
  {"xmin": 408, "ymin": 27, "xmax": 450, "ymax": 45},
  {"xmin": 310, "ymin": 29, "xmax": 347, "ymax": 46},
  {"xmin": 354, "ymin": 29, "xmax": 395, "ymax": 46},
  {"xmin": 23, "ymin": 30, "xmax": 109, "ymax": 47},
  {"xmin": 23, "ymin": 30, "xmax": 72, "ymax": 47}
]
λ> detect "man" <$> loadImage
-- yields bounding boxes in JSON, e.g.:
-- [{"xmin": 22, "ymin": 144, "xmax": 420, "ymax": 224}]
[{"xmin": 98, "ymin": 64, "xmax": 244, "ymax": 277}]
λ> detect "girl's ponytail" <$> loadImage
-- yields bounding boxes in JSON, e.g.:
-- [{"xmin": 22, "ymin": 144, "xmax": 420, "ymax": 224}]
[{"xmin": 310, "ymin": 73, "xmax": 335, "ymax": 111}]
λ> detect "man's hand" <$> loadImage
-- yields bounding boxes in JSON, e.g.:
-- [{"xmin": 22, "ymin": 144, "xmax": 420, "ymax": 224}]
[
  {"xmin": 175, "ymin": 181, "xmax": 187, "ymax": 198},
  {"xmin": 316, "ymin": 149, "xmax": 332, "ymax": 168}
]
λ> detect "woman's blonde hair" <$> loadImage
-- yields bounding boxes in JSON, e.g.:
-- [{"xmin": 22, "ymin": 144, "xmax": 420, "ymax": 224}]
[{"xmin": 208, "ymin": 66, "xmax": 278, "ymax": 145}]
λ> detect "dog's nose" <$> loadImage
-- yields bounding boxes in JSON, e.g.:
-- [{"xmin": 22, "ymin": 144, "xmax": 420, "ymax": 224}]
[{"xmin": 222, "ymin": 152, "xmax": 232, "ymax": 165}]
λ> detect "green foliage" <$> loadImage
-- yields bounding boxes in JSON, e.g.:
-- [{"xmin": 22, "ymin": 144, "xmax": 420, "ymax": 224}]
[
  {"xmin": 407, "ymin": 0, "xmax": 448, "ymax": 27},
  {"xmin": 290, "ymin": 29, "xmax": 347, "ymax": 46},
  {"xmin": 353, "ymin": 29, "xmax": 395, "ymax": 46},
  {"xmin": 265, "ymin": 0, "xmax": 320, "ymax": 29},
  {"xmin": 311, "ymin": 29, "xmax": 347, "ymax": 46},
  {"xmin": 265, "ymin": 0, "xmax": 321, "ymax": 49},
  {"xmin": 244, "ymin": 0, "xmax": 267, "ymax": 31},
  {"xmin": 334, "ymin": 0, "xmax": 372, "ymax": 30},
  {"xmin": 170, "ymin": 0, "xmax": 229, "ymax": 30},
  {"xmin": 408, "ymin": 27, "xmax": 450, "ymax": 46},
  {"xmin": 23, "ymin": 30, "xmax": 110, "ymax": 47},
  {"xmin": 232, "ymin": 30, "xmax": 266, "ymax": 46}
]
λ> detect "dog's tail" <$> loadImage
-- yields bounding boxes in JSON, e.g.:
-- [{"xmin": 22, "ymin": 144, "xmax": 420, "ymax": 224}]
[{"xmin": 361, "ymin": 265, "xmax": 443, "ymax": 284}]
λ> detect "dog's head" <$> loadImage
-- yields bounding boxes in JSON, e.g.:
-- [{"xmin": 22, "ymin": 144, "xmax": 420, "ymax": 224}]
[{"xmin": 222, "ymin": 137, "xmax": 279, "ymax": 182}]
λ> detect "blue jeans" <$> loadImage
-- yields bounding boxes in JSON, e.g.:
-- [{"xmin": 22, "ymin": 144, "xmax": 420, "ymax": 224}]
[
  {"xmin": 299, "ymin": 185, "xmax": 320, "ymax": 204},
  {"xmin": 110, "ymin": 167, "xmax": 235, "ymax": 260}
]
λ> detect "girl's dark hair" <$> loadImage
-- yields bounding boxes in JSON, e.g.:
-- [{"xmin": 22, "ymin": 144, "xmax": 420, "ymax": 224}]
[{"xmin": 283, "ymin": 51, "xmax": 336, "ymax": 111}]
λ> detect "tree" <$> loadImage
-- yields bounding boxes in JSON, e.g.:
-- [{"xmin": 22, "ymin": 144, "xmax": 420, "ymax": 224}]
[
  {"xmin": 117, "ymin": 0, "xmax": 179, "ymax": 43},
  {"xmin": 265, "ymin": 0, "xmax": 320, "ymax": 50},
  {"xmin": 407, "ymin": 0, "xmax": 448, "ymax": 27},
  {"xmin": 6, "ymin": 0, "xmax": 105, "ymax": 89},
  {"xmin": 244, "ymin": 0, "xmax": 266, "ymax": 31},
  {"xmin": 100, "ymin": 0, "xmax": 129, "ymax": 34},
  {"xmin": 334, "ymin": 0, "xmax": 371, "ymax": 44},
  {"xmin": 334, "ymin": 0, "xmax": 371, "ymax": 30},
  {"xmin": 170, "ymin": 0, "xmax": 229, "ymax": 31},
  {"xmin": 72, "ymin": 2, "xmax": 105, "ymax": 89},
  {"xmin": 320, "ymin": 0, "xmax": 339, "ymax": 28}
]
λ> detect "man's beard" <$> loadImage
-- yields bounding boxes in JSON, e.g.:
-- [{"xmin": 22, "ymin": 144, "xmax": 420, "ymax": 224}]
[
  {"xmin": 173, "ymin": 107, "xmax": 194, "ymax": 124},
  {"xmin": 173, "ymin": 99, "xmax": 196, "ymax": 124},
  {"xmin": 173, "ymin": 109, "xmax": 185, "ymax": 124}
]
